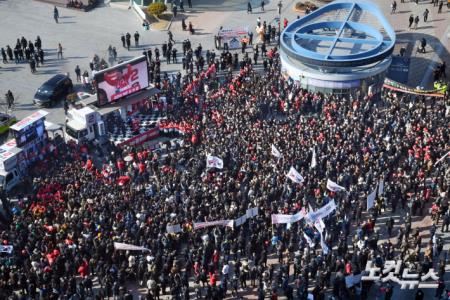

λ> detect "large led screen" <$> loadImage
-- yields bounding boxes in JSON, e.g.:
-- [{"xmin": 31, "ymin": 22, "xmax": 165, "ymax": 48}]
[{"xmin": 94, "ymin": 56, "xmax": 149, "ymax": 106}]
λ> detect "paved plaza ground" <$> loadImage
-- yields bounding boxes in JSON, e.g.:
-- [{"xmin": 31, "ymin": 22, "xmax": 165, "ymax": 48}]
[{"xmin": 0, "ymin": 0, "xmax": 449, "ymax": 299}]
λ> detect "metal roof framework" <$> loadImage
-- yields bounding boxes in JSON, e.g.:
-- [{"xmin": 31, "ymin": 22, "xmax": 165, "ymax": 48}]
[{"xmin": 281, "ymin": 1, "xmax": 396, "ymax": 68}]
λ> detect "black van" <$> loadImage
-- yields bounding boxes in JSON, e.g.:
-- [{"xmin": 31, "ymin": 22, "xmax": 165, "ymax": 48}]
[{"xmin": 34, "ymin": 74, "xmax": 73, "ymax": 107}]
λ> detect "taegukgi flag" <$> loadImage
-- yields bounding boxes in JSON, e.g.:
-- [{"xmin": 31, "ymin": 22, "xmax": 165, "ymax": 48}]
[
  {"xmin": 287, "ymin": 166, "xmax": 304, "ymax": 184},
  {"xmin": 271, "ymin": 144, "xmax": 282, "ymax": 158},
  {"xmin": 206, "ymin": 155, "xmax": 224, "ymax": 169},
  {"xmin": 326, "ymin": 179, "xmax": 346, "ymax": 192}
]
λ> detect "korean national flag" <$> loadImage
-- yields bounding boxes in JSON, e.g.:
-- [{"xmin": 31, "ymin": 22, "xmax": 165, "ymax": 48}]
[
  {"xmin": 287, "ymin": 166, "xmax": 304, "ymax": 184},
  {"xmin": 271, "ymin": 144, "xmax": 282, "ymax": 158},
  {"xmin": 206, "ymin": 155, "xmax": 224, "ymax": 169}
]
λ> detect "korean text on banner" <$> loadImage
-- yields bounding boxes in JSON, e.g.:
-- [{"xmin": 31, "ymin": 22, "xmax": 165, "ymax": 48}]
[
  {"xmin": 271, "ymin": 210, "xmax": 306, "ymax": 224},
  {"xmin": 308, "ymin": 200, "xmax": 337, "ymax": 223},
  {"xmin": 114, "ymin": 242, "xmax": 149, "ymax": 252},
  {"xmin": 193, "ymin": 220, "xmax": 234, "ymax": 230}
]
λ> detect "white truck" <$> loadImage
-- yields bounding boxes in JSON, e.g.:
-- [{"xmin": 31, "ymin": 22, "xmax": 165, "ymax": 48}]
[
  {"xmin": 0, "ymin": 140, "xmax": 26, "ymax": 192},
  {"xmin": 65, "ymin": 107, "xmax": 105, "ymax": 144},
  {"xmin": 0, "ymin": 110, "xmax": 60, "ymax": 192}
]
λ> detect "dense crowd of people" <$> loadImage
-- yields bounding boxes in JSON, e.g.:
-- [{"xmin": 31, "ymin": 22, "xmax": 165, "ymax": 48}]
[{"xmin": 0, "ymin": 45, "xmax": 448, "ymax": 300}]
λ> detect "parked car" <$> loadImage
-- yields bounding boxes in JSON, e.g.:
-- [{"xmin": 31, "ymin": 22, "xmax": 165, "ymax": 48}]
[
  {"xmin": 0, "ymin": 113, "xmax": 16, "ymax": 135},
  {"xmin": 34, "ymin": 74, "xmax": 73, "ymax": 107}
]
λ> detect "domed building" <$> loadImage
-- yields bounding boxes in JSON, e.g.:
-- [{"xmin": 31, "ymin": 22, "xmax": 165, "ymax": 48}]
[{"xmin": 280, "ymin": 1, "xmax": 396, "ymax": 96}]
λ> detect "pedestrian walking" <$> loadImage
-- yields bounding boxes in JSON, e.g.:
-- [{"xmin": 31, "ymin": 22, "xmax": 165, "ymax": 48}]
[
  {"xmin": 38, "ymin": 48, "xmax": 44, "ymax": 64},
  {"xmin": 391, "ymin": 0, "xmax": 397, "ymax": 13},
  {"xmin": 53, "ymin": 6, "xmax": 59, "ymax": 23},
  {"xmin": 423, "ymin": 8, "xmax": 429, "ymax": 22},
  {"xmin": 5, "ymin": 90, "xmax": 14, "ymax": 109},
  {"xmin": 172, "ymin": 5, "xmax": 178, "ymax": 17},
  {"xmin": 6, "ymin": 46, "xmax": 13, "ymax": 61},
  {"xmin": 166, "ymin": 50, "xmax": 171, "ymax": 64},
  {"xmin": 134, "ymin": 31, "xmax": 140, "ymax": 47},
  {"xmin": 57, "ymin": 43, "xmax": 63, "ymax": 59},
  {"xmin": 438, "ymin": 1, "xmax": 443, "ymax": 13},
  {"xmin": 121, "ymin": 34, "xmax": 126, "ymax": 48},
  {"xmin": 35, "ymin": 36, "xmax": 42, "ymax": 49},
  {"xmin": 172, "ymin": 48, "xmax": 177, "ymax": 63},
  {"xmin": 414, "ymin": 15, "xmax": 420, "ymax": 29},
  {"xmin": 168, "ymin": 31, "xmax": 175, "ymax": 44},
  {"xmin": 187, "ymin": 0, "xmax": 192, "ymax": 8},
  {"xmin": 261, "ymin": 0, "xmax": 265, "ymax": 11},
  {"xmin": 13, "ymin": 48, "xmax": 19, "ymax": 64},
  {"xmin": 409, "ymin": 14, "xmax": 414, "ymax": 28},
  {"xmin": 112, "ymin": 47, "xmax": 117, "ymax": 61},
  {"xmin": 420, "ymin": 38, "xmax": 427, "ymax": 53},
  {"xmin": 247, "ymin": 1, "xmax": 252, "ymax": 13},
  {"xmin": 29, "ymin": 59, "xmax": 36, "ymax": 73},
  {"xmin": 278, "ymin": 1, "xmax": 283, "ymax": 14},
  {"xmin": 1, "ymin": 48, "xmax": 7, "ymax": 63},
  {"xmin": 75, "ymin": 65, "xmax": 81, "ymax": 82},
  {"xmin": 126, "ymin": 32, "xmax": 131, "ymax": 50},
  {"xmin": 34, "ymin": 52, "xmax": 40, "ymax": 67}
]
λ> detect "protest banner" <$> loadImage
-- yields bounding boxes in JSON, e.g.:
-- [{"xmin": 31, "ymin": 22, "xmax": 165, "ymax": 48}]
[
  {"xmin": 378, "ymin": 180, "xmax": 384, "ymax": 196},
  {"xmin": 367, "ymin": 188, "xmax": 377, "ymax": 211},
  {"xmin": 166, "ymin": 224, "xmax": 182, "ymax": 234},
  {"xmin": 308, "ymin": 200, "xmax": 336, "ymax": 223},
  {"xmin": 246, "ymin": 207, "xmax": 258, "ymax": 218},
  {"xmin": 193, "ymin": 220, "xmax": 234, "ymax": 230},
  {"xmin": 114, "ymin": 242, "xmax": 150, "ymax": 252},
  {"xmin": 235, "ymin": 214, "xmax": 247, "ymax": 227}
]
